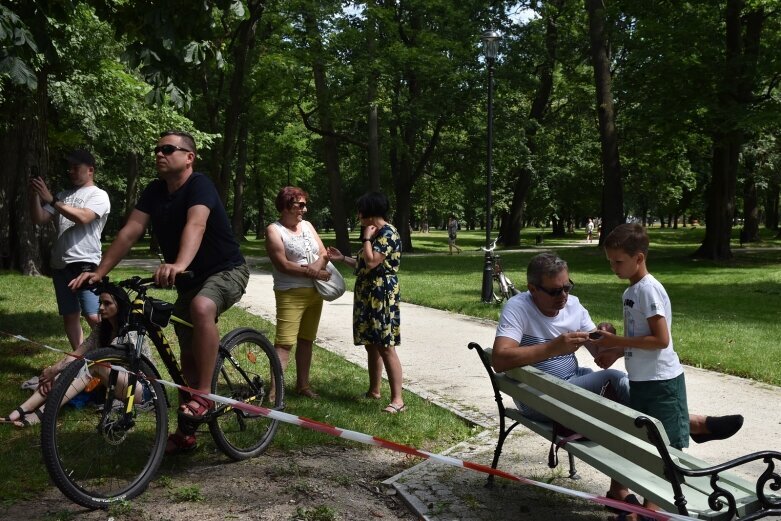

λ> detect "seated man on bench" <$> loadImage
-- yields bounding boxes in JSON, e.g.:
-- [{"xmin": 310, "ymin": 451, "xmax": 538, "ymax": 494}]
[{"xmin": 491, "ymin": 253, "xmax": 744, "ymax": 511}]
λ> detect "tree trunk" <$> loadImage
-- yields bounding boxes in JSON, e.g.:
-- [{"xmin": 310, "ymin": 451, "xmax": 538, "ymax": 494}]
[
  {"xmin": 501, "ymin": 0, "xmax": 562, "ymax": 247},
  {"xmin": 695, "ymin": 1, "xmax": 764, "ymax": 259},
  {"xmin": 253, "ymin": 144, "xmax": 265, "ymax": 240},
  {"xmin": 304, "ymin": 10, "xmax": 351, "ymax": 255},
  {"xmin": 765, "ymin": 179, "xmax": 779, "ymax": 231},
  {"xmin": 366, "ymin": 0, "xmax": 381, "ymax": 192},
  {"xmin": 215, "ymin": 1, "xmax": 264, "ymax": 204},
  {"xmin": 124, "ymin": 152, "xmax": 141, "ymax": 222},
  {"xmin": 232, "ymin": 115, "xmax": 249, "ymax": 240},
  {"xmin": 741, "ymin": 158, "xmax": 760, "ymax": 243},
  {"xmin": 585, "ymin": 0, "xmax": 624, "ymax": 244},
  {"xmin": 0, "ymin": 83, "xmax": 47, "ymax": 274}
]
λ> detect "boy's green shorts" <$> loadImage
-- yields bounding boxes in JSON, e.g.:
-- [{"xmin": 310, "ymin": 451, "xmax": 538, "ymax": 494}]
[{"xmin": 630, "ymin": 373, "xmax": 689, "ymax": 449}]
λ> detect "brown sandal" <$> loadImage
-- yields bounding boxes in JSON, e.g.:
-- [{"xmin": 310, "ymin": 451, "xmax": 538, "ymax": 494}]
[{"xmin": 165, "ymin": 431, "xmax": 197, "ymax": 455}]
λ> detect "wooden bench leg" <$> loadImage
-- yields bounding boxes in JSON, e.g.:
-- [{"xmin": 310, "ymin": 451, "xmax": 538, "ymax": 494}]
[{"xmin": 567, "ymin": 453, "xmax": 580, "ymax": 480}]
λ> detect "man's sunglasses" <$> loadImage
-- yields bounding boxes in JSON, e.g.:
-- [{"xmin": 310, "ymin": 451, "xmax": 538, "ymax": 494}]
[
  {"xmin": 154, "ymin": 144, "xmax": 191, "ymax": 155},
  {"xmin": 535, "ymin": 279, "xmax": 575, "ymax": 297},
  {"xmin": 292, "ymin": 201, "xmax": 308, "ymax": 209}
]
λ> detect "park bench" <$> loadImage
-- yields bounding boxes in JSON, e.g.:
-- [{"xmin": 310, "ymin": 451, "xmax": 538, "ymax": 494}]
[{"xmin": 468, "ymin": 342, "xmax": 781, "ymax": 520}]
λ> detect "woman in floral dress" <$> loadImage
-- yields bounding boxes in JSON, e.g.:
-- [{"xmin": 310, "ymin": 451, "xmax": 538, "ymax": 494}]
[{"xmin": 328, "ymin": 192, "xmax": 404, "ymax": 413}]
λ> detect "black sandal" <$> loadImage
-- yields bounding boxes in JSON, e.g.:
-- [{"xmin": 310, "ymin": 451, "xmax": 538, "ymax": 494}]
[{"xmin": 2, "ymin": 406, "xmax": 43, "ymax": 427}]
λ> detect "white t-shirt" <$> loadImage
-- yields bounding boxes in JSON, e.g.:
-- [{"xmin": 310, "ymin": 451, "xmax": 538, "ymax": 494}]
[
  {"xmin": 495, "ymin": 292, "xmax": 596, "ymax": 380},
  {"xmin": 622, "ymin": 274, "xmax": 683, "ymax": 381},
  {"xmin": 45, "ymin": 185, "xmax": 110, "ymax": 269}
]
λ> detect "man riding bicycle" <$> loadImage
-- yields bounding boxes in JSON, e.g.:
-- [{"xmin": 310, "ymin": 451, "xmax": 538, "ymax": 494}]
[{"xmin": 70, "ymin": 130, "xmax": 249, "ymax": 455}]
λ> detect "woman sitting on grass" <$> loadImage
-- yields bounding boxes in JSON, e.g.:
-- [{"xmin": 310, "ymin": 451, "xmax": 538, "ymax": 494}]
[{"xmin": 2, "ymin": 285, "xmax": 144, "ymax": 427}]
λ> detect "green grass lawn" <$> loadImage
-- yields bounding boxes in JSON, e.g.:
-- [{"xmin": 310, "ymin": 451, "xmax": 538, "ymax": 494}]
[
  {"xmin": 0, "ymin": 267, "xmax": 476, "ymax": 504},
  {"xmin": 132, "ymin": 224, "xmax": 781, "ymax": 386},
  {"xmin": 5, "ymin": 224, "xmax": 778, "ymax": 505},
  {"xmin": 386, "ymin": 227, "xmax": 781, "ymax": 386}
]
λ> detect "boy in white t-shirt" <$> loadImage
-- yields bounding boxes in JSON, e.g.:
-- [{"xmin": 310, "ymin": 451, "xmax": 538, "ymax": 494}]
[{"xmin": 594, "ymin": 223, "xmax": 687, "ymax": 519}]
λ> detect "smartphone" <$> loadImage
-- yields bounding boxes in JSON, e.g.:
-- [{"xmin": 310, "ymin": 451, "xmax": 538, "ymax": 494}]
[
  {"xmin": 30, "ymin": 166, "xmax": 44, "ymax": 181},
  {"xmin": 588, "ymin": 331, "xmax": 603, "ymax": 340}
]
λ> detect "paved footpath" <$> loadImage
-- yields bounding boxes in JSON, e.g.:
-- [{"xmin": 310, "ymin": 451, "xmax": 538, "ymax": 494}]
[
  {"xmin": 120, "ymin": 257, "xmax": 781, "ymax": 520},
  {"xmin": 234, "ymin": 264, "xmax": 781, "ymax": 520}
]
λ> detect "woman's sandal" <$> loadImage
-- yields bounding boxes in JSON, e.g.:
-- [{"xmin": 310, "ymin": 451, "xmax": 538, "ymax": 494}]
[
  {"xmin": 177, "ymin": 395, "xmax": 214, "ymax": 422},
  {"xmin": 295, "ymin": 387, "xmax": 320, "ymax": 399},
  {"xmin": 2, "ymin": 407, "xmax": 43, "ymax": 428},
  {"xmin": 165, "ymin": 431, "xmax": 197, "ymax": 455},
  {"xmin": 382, "ymin": 403, "xmax": 406, "ymax": 414}
]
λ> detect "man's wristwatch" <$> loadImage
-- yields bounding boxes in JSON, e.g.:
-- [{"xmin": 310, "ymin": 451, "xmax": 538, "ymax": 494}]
[
  {"xmin": 50, "ymin": 195, "xmax": 60, "ymax": 206},
  {"xmin": 362, "ymin": 238, "xmax": 372, "ymax": 242}
]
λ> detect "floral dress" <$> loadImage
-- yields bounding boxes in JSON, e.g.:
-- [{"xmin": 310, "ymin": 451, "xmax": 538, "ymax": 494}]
[{"xmin": 353, "ymin": 223, "xmax": 401, "ymax": 347}]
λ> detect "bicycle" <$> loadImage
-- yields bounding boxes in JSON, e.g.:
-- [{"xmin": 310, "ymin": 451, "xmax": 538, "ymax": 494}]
[
  {"xmin": 40, "ymin": 274, "xmax": 285, "ymax": 509},
  {"xmin": 481, "ymin": 238, "xmax": 520, "ymax": 303}
]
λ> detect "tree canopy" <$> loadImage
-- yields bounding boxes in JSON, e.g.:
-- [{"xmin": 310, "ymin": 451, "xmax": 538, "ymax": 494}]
[{"xmin": 1, "ymin": 0, "xmax": 779, "ymax": 272}]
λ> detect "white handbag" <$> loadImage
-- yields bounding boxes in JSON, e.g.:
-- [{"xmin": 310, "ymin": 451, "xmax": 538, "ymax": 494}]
[{"xmin": 305, "ymin": 249, "xmax": 346, "ymax": 301}]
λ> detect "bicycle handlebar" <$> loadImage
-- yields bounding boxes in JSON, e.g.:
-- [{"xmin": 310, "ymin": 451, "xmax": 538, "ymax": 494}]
[
  {"xmin": 480, "ymin": 237, "xmax": 501, "ymax": 253},
  {"xmin": 114, "ymin": 271, "xmax": 194, "ymax": 291}
]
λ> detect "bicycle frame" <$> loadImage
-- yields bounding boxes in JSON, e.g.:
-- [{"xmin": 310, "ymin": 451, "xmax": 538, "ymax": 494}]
[
  {"xmin": 122, "ymin": 279, "xmax": 270, "ymax": 421},
  {"xmin": 481, "ymin": 238, "xmax": 518, "ymax": 303}
]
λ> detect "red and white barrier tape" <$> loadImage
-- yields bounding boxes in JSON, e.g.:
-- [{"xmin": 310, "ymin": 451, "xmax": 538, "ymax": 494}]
[{"xmin": 2, "ymin": 330, "xmax": 691, "ymax": 520}]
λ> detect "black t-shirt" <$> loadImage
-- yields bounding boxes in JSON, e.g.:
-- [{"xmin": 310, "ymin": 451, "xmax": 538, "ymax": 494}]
[{"xmin": 136, "ymin": 172, "xmax": 244, "ymax": 292}]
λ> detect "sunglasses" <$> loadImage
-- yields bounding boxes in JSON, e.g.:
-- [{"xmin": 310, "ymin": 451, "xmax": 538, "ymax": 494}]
[
  {"xmin": 154, "ymin": 144, "xmax": 191, "ymax": 155},
  {"xmin": 292, "ymin": 201, "xmax": 308, "ymax": 209},
  {"xmin": 535, "ymin": 279, "xmax": 575, "ymax": 297}
]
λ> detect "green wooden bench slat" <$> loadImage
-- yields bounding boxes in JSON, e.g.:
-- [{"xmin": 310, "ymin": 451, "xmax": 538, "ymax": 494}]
[
  {"xmin": 503, "ymin": 408, "xmax": 753, "ymax": 520},
  {"xmin": 482, "ymin": 348, "xmax": 775, "ymax": 520},
  {"xmin": 504, "ymin": 364, "xmax": 671, "ymax": 444},
  {"xmin": 495, "ymin": 374, "xmax": 672, "ymax": 477}
]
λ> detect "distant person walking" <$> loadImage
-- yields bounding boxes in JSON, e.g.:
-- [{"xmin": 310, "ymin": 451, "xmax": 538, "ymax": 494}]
[
  {"xmin": 328, "ymin": 192, "xmax": 404, "ymax": 413},
  {"xmin": 28, "ymin": 149, "xmax": 110, "ymax": 351},
  {"xmin": 586, "ymin": 218, "xmax": 595, "ymax": 243},
  {"xmin": 447, "ymin": 215, "xmax": 462, "ymax": 254}
]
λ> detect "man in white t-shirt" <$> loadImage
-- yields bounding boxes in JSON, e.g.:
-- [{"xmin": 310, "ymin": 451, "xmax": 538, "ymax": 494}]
[
  {"xmin": 29, "ymin": 150, "xmax": 110, "ymax": 350},
  {"xmin": 492, "ymin": 253, "xmax": 744, "ymax": 507}
]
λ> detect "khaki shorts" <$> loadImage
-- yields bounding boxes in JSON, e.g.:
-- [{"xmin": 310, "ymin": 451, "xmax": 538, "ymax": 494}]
[
  {"xmin": 629, "ymin": 373, "xmax": 689, "ymax": 449},
  {"xmin": 173, "ymin": 264, "xmax": 250, "ymax": 350},
  {"xmin": 274, "ymin": 287, "xmax": 323, "ymax": 346}
]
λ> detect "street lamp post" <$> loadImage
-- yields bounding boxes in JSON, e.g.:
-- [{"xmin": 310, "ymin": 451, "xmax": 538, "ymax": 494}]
[{"xmin": 481, "ymin": 30, "xmax": 500, "ymax": 303}]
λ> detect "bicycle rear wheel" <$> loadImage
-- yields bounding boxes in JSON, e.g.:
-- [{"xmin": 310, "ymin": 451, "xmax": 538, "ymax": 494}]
[
  {"xmin": 209, "ymin": 328, "xmax": 284, "ymax": 460},
  {"xmin": 40, "ymin": 347, "xmax": 168, "ymax": 509},
  {"xmin": 492, "ymin": 274, "xmax": 508, "ymax": 303}
]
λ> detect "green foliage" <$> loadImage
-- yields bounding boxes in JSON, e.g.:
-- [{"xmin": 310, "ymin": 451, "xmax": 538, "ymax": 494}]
[
  {"xmin": 293, "ymin": 505, "xmax": 338, "ymax": 521},
  {"xmin": 107, "ymin": 499, "xmax": 134, "ymax": 516},
  {"xmin": 169, "ymin": 485, "xmax": 205, "ymax": 503},
  {"xmin": 0, "ymin": 266, "xmax": 475, "ymax": 506},
  {"xmin": 0, "ymin": 4, "xmax": 39, "ymax": 91}
]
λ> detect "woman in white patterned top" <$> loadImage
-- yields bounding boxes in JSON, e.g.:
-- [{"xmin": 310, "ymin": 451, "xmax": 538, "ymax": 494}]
[{"xmin": 265, "ymin": 186, "xmax": 331, "ymax": 399}]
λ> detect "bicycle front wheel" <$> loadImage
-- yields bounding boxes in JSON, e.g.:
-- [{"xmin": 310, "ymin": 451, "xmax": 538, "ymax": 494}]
[
  {"xmin": 40, "ymin": 347, "xmax": 168, "ymax": 509},
  {"xmin": 209, "ymin": 328, "xmax": 284, "ymax": 460}
]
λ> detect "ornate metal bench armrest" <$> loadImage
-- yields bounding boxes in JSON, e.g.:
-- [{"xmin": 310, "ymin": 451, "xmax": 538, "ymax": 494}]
[{"xmin": 635, "ymin": 416, "xmax": 781, "ymax": 520}]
